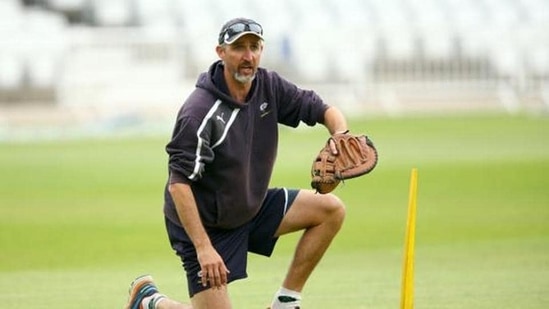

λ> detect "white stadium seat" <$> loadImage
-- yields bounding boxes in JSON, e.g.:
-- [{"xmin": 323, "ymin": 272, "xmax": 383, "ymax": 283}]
[
  {"xmin": 90, "ymin": 0, "xmax": 132, "ymax": 26},
  {"xmin": 24, "ymin": 9, "xmax": 68, "ymax": 88}
]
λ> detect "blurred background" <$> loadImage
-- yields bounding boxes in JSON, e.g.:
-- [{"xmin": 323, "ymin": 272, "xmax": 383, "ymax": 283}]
[
  {"xmin": 0, "ymin": 0, "xmax": 548, "ymax": 140},
  {"xmin": 1, "ymin": 2, "xmax": 548, "ymax": 307}
]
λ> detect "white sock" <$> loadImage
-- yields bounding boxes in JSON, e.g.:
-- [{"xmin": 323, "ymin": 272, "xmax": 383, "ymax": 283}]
[
  {"xmin": 142, "ymin": 293, "xmax": 166, "ymax": 309},
  {"xmin": 270, "ymin": 287, "xmax": 301, "ymax": 309}
]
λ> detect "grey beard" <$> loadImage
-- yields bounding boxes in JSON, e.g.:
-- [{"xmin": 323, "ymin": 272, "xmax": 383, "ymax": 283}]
[{"xmin": 234, "ymin": 72, "xmax": 256, "ymax": 84}]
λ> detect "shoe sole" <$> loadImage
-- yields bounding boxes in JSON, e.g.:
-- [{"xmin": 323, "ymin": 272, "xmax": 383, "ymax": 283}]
[{"xmin": 125, "ymin": 275, "xmax": 155, "ymax": 309}]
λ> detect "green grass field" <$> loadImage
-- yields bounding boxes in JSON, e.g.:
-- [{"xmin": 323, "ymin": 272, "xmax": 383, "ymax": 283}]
[{"xmin": 1, "ymin": 113, "xmax": 548, "ymax": 308}]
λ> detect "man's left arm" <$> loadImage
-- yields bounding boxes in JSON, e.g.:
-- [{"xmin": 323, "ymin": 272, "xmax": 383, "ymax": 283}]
[{"xmin": 322, "ymin": 106, "xmax": 348, "ymax": 135}]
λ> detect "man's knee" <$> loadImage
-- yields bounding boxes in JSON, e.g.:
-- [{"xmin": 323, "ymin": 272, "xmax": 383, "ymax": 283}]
[
  {"xmin": 321, "ymin": 193, "xmax": 346, "ymax": 225},
  {"xmin": 276, "ymin": 191, "xmax": 346, "ymax": 236}
]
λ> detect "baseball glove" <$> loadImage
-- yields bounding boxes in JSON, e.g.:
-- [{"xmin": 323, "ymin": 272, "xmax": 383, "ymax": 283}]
[{"xmin": 311, "ymin": 132, "xmax": 378, "ymax": 194}]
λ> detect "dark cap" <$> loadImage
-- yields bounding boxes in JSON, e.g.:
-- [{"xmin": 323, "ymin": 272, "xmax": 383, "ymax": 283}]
[{"xmin": 218, "ymin": 17, "xmax": 264, "ymax": 45}]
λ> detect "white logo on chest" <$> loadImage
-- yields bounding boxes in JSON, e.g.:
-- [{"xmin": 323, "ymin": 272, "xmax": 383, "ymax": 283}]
[
  {"xmin": 260, "ymin": 102, "xmax": 271, "ymax": 117},
  {"xmin": 216, "ymin": 113, "xmax": 226, "ymax": 124}
]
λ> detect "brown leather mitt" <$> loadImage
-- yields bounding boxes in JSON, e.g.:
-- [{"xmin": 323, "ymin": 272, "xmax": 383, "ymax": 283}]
[{"xmin": 311, "ymin": 132, "xmax": 378, "ymax": 194}]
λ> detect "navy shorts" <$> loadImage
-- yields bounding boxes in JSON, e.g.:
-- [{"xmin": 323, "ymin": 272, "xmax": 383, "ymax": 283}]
[{"xmin": 165, "ymin": 187, "xmax": 299, "ymax": 297}]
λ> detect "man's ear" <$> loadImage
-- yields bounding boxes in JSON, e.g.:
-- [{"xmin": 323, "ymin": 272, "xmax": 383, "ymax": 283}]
[{"xmin": 216, "ymin": 45, "xmax": 225, "ymax": 58}]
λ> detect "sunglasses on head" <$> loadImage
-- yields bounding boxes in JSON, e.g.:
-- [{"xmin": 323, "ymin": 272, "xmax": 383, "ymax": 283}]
[{"xmin": 220, "ymin": 22, "xmax": 263, "ymax": 43}]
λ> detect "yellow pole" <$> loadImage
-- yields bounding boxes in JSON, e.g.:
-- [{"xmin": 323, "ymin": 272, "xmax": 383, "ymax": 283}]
[{"xmin": 401, "ymin": 168, "xmax": 418, "ymax": 309}]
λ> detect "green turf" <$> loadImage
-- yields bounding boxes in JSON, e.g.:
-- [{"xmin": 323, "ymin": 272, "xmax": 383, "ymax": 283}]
[{"xmin": 1, "ymin": 113, "xmax": 548, "ymax": 308}]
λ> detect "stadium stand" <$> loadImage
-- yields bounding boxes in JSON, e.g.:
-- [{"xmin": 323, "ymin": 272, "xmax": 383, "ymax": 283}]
[
  {"xmin": 1, "ymin": 0, "xmax": 548, "ymax": 115},
  {"xmin": 0, "ymin": 0, "xmax": 25, "ymax": 90}
]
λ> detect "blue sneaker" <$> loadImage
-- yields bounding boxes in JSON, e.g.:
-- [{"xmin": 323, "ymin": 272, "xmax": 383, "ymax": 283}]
[{"xmin": 124, "ymin": 275, "xmax": 159, "ymax": 309}]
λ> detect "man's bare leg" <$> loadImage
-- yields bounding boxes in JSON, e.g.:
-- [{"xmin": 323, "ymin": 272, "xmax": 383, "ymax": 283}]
[
  {"xmin": 126, "ymin": 275, "xmax": 231, "ymax": 309},
  {"xmin": 154, "ymin": 285, "xmax": 231, "ymax": 309},
  {"xmin": 271, "ymin": 190, "xmax": 346, "ymax": 305},
  {"xmin": 190, "ymin": 286, "xmax": 232, "ymax": 309}
]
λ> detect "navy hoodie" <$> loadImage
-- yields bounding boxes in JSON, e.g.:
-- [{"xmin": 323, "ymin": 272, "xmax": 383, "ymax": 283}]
[{"xmin": 164, "ymin": 60, "xmax": 329, "ymax": 229}]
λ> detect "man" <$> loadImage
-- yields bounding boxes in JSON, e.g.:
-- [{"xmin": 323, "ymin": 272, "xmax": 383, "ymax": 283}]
[{"xmin": 125, "ymin": 17, "xmax": 349, "ymax": 309}]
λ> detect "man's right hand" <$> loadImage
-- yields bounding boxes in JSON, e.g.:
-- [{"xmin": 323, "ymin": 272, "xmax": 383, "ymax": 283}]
[{"xmin": 197, "ymin": 245, "xmax": 230, "ymax": 288}]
